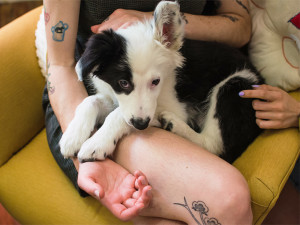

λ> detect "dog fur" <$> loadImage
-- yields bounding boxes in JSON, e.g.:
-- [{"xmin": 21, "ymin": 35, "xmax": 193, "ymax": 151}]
[{"xmin": 52, "ymin": 1, "xmax": 263, "ymax": 163}]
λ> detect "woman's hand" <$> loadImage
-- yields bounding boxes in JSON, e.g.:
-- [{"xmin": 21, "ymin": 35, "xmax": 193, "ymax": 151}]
[
  {"xmin": 91, "ymin": 9, "xmax": 152, "ymax": 33},
  {"xmin": 77, "ymin": 159, "xmax": 152, "ymax": 221},
  {"xmin": 239, "ymin": 84, "xmax": 300, "ymax": 129}
]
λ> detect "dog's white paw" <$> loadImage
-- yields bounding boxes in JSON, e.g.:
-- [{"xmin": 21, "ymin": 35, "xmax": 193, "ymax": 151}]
[
  {"xmin": 77, "ymin": 134, "xmax": 116, "ymax": 162},
  {"xmin": 60, "ymin": 129, "xmax": 84, "ymax": 158}
]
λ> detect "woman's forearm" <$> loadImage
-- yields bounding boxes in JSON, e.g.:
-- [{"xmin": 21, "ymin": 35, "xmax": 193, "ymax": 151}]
[
  {"xmin": 184, "ymin": 0, "xmax": 251, "ymax": 47},
  {"xmin": 44, "ymin": 0, "xmax": 87, "ymax": 132},
  {"xmin": 184, "ymin": 13, "xmax": 251, "ymax": 47},
  {"xmin": 47, "ymin": 65, "xmax": 88, "ymax": 132},
  {"xmin": 44, "ymin": 0, "xmax": 80, "ymax": 66}
]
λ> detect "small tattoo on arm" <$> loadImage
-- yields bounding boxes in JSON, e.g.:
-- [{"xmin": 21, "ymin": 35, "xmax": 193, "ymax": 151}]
[
  {"xmin": 174, "ymin": 197, "xmax": 221, "ymax": 225},
  {"xmin": 51, "ymin": 21, "xmax": 69, "ymax": 42},
  {"xmin": 221, "ymin": 14, "xmax": 239, "ymax": 22},
  {"xmin": 46, "ymin": 63, "xmax": 55, "ymax": 95},
  {"xmin": 44, "ymin": 6, "xmax": 50, "ymax": 25},
  {"xmin": 235, "ymin": 0, "xmax": 250, "ymax": 14},
  {"xmin": 181, "ymin": 12, "xmax": 189, "ymax": 24}
]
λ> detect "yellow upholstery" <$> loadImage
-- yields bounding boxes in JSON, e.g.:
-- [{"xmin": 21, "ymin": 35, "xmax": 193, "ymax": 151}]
[{"xmin": 0, "ymin": 6, "xmax": 299, "ymax": 225}]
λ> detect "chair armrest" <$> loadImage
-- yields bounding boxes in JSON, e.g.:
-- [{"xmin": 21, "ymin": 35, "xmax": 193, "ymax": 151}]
[
  {"xmin": 233, "ymin": 90, "xmax": 300, "ymax": 224},
  {"xmin": 0, "ymin": 6, "xmax": 45, "ymax": 166}
]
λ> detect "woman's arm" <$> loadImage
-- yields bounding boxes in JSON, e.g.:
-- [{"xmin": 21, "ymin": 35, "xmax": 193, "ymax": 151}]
[
  {"xmin": 43, "ymin": 0, "xmax": 87, "ymax": 132},
  {"xmin": 184, "ymin": 0, "xmax": 251, "ymax": 47},
  {"xmin": 44, "ymin": 1, "xmax": 152, "ymax": 220},
  {"xmin": 91, "ymin": 0, "xmax": 251, "ymax": 48}
]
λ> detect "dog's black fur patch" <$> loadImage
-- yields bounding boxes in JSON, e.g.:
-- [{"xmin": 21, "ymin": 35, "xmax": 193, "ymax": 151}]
[
  {"xmin": 176, "ymin": 39, "xmax": 263, "ymax": 163},
  {"xmin": 80, "ymin": 29, "xmax": 134, "ymax": 95}
]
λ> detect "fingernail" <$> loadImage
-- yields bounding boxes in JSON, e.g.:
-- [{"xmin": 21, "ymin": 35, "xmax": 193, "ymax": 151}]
[
  {"xmin": 94, "ymin": 190, "xmax": 100, "ymax": 198},
  {"xmin": 239, "ymin": 91, "xmax": 245, "ymax": 96},
  {"xmin": 252, "ymin": 85, "xmax": 260, "ymax": 88}
]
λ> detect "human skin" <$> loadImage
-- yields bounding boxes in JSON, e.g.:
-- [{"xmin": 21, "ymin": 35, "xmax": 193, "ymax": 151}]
[{"xmin": 239, "ymin": 84, "xmax": 300, "ymax": 129}]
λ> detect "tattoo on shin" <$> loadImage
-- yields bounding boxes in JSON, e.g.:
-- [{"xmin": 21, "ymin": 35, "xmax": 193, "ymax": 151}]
[
  {"xmin": 51, "ymin": 21, "xmax": 69, "ymax": 42},
  {"xmin": 174, "ymin": 197, "xmax": 221, "ymax": 225},
  {"xmin": 46, "ymin": 63, "xmax": 55, "ymax": 95},
  {"xmin": 235, "ymin": 0, "xmax": 250, "ymax": 14},
  {"xmin": 221, "ymin": 14, "xmax": 239, "ymax": 22}
]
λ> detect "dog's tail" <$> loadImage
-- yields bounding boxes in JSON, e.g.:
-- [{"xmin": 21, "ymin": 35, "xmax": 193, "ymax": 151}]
[
  {"xmin": 216, "ymin": 69, "xmax": 263, "ymax": 163},
  {"xmin": 35, "ymin": 9, "xmax": 47, "ymax": 79}
]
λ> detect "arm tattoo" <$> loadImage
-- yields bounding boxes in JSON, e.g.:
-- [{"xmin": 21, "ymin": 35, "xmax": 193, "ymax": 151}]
[
  {"xmin": 174, "ymin": 197, "xmax": 221, "ymax": 225},
  {"xmin": 221, "ymin": 14, "xmax": 239, "ymax": 22},
  {"xmin": 46, "ymin": 63, "xmax": 55, "ymax": 95},
  {"xmin": 235, "ymin": 0, "xmax": 250, "ymax": 14},
  {"xmin": 181, "ymin": 12, "xmax": 189, "ymax": 24},
  {"xmin": 44, "ymin": 6, "xmax": 50, "ymax": 25},
  {"xmin": 51, "ymin": 21, "xmax": 69, "ymax": 42}
]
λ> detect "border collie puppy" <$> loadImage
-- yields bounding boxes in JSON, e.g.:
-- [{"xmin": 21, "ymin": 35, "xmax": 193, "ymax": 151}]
[{"xmin": 57, "ymin": 1, "xmax": 263, "ymax": 163}]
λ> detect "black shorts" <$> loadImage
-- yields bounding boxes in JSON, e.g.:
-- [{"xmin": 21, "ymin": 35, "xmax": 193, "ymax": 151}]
[{"xmin": 42, "ymin": 85, "xmax": 87, "ymax": 196}]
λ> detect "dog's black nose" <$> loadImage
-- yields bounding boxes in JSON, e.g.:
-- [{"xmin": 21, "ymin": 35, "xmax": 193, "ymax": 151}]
[{"xmin": 130, "ymin": 117, "xmax": 151, "ymax": 130}]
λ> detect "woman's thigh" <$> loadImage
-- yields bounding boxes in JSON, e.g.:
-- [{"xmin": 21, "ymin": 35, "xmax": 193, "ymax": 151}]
[{"xmin": 113, "ymin": 127, "xmax": 252, "ymax": 225}]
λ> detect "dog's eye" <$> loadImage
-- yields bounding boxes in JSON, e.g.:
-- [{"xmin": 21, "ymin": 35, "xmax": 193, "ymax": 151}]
[
  {"xmin": 152, "ymin": 78, "xmax": 160, "ymax": 86},
  {"xmin": 118, "ymin": 79, "xmax": 131, "ymax": 89}
]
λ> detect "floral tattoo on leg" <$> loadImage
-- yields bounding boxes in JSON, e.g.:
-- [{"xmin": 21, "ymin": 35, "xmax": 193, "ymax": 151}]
[{"xmin": 174, "ymin": 197, "xmax": 221, "ymax": 225}]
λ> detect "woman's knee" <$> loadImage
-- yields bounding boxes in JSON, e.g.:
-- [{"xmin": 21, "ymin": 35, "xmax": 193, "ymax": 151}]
[{"xmin": 212, "ymin": 168, "xmax": 253, "ymax": 224}]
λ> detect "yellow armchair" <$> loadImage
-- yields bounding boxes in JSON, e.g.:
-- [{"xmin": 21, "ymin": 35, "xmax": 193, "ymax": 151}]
[{"xmin": 0, "ymin": 6, "xmax": 299, "ymax": 225}]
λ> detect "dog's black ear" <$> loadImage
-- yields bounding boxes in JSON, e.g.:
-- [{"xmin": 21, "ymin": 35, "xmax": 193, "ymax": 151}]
[
  {"xmin": 76, "ymin": 29, "xmax": 126, "ymax": 80},
  {"xmin": 153, "ymin": 1, "xmax": 185, "ymax": 50}
]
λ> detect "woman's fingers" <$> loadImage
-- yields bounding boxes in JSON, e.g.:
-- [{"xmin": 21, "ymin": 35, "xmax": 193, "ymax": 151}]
[{"xmin": 239, "ymin": 87, "xmax": 281, "ymax": 102}]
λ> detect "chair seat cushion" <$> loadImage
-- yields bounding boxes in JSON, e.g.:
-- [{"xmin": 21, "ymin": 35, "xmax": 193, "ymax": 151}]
[{"xmin": 0, "ymin": 129, "xmax": 129, "ymax": 225}]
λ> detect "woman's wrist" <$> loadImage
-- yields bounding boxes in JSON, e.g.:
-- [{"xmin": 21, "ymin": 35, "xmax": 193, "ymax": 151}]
[{"xmin": 47, "ymin": 65, "xmax": 88, "ymax": 131}]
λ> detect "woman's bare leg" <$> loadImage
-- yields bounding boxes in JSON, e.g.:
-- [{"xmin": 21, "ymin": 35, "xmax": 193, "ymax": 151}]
[
  {"xmin": 114, "ymin": 127, "xmax": 252, "ymax": 225},
  {"xmin": 133, "ymin": 216, "xmax": 186, "ymax": 225}
]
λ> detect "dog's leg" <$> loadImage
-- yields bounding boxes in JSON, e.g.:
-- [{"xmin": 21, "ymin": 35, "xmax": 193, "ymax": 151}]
[
  {"xmin": 77, "ymin": 107, "xmax": 132, "ymax": 162},
  {"xmin": 159, "ymin": 111, "xmax": 224, "ymax": 156},
  {"xmin": 59, "ymin": 94, "xmax": 115, "ymax": 158}
]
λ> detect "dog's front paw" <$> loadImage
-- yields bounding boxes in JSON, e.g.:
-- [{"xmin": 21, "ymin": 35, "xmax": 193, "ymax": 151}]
[
  {"xmin": 158, "ymin": 111, "xmax": 179, "ymax": 132},
  {"xmin": 77, "ymin": 135, "xmax": 116, "ymax": 163},
  {"xmin": 60, "ymin": 131, "xmax": 82, "ymax": 158}
]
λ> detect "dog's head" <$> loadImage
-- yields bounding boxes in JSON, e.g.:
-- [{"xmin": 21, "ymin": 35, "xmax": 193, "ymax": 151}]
[{"xmin": 76, "ymin": 1, "xmax": 185, "ymax": 130}]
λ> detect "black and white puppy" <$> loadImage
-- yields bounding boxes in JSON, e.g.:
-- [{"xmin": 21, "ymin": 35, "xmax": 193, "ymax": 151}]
[{"xmin": 59, "ymin": 1, "xmax": 263, "ymax": 163}]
